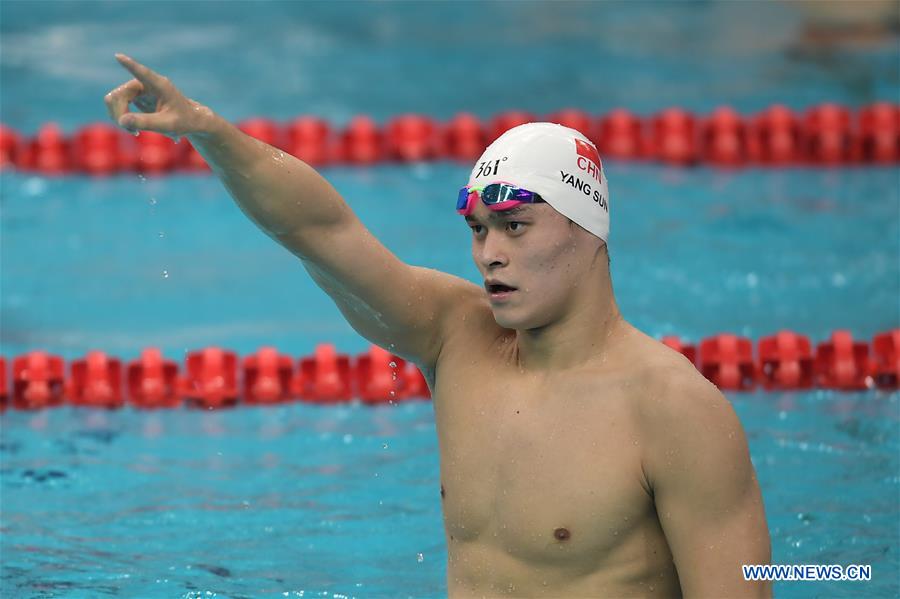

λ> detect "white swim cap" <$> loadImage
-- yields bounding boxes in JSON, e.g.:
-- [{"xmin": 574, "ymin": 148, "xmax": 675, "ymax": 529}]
[{"xmin": 465, "ymin": 122, "xmax": 610, "ymax": 242}]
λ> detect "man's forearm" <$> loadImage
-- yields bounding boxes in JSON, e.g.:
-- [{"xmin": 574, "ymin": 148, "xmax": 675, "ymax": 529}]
[{"xmin": 187, "ymin": 110, "xmax": 352, "ymax": 252}]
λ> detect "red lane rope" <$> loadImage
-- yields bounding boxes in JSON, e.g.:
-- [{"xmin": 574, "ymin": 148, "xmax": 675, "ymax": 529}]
[
  {"xmin": 1, "ymin": 103, "xmax": 898, "ymax": 176},
  {"xmin": 1, "ymin": 329, "xmax": 897, "ymax": 411}
]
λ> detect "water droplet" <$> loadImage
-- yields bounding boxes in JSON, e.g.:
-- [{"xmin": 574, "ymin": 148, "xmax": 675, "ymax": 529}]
[
  {"xmin": 389, "ymin": 390, "xmax": 396, "ymax": 397},
  {"xmin": 382, "ymin": 443, "xmax": 388, "ymax": 450},
  {"xmin": 162, "ymin": 270, "xmax": 169, "ymax": 279},
  {"xmin": 389, "ymin": 361, "xmax": 397, "ymax": 368},
  {"xmin": 416, "ymin": 553, "xmax": 424, "ymax": 563},
  {"xmin": 158, "ymin": 231, "xmax": 165, "ymax": 238},
  {"xmin": 149, "ymin": 197, "xmax": 157, "ymax": 206}
]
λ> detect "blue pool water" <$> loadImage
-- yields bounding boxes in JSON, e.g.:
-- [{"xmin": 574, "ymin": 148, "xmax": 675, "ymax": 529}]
[{"xmin": 2, "ymin": 1, "xmax": 899, "ymax": 598}]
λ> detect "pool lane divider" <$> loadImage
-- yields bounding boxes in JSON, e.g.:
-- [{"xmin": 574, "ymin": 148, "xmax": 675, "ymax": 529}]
[
  {"xmin": 1, "ymin": 103, "xmax": 898, "ymax": 175},
  {"xmin": 1, "ymin": 329, "xmax": 897, "ymax": 411}
]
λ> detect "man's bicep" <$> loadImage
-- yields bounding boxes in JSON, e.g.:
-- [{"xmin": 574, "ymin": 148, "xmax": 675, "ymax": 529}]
[
  {"xmin": 647, "ymin": 375, "xmax": 771, "ymax": 598},
  {"xmin": 299, "ymin": 221, "xmax": 480, "ymax": 367}
]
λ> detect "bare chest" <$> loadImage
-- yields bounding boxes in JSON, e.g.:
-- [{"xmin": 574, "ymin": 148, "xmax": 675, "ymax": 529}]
[{"xmin": 432, "ymin": 365, "xmax": 655, "ymax": 570}]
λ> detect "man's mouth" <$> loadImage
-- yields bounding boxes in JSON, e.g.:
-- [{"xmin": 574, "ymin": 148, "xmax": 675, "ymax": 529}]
[{"xmin": 485, "ymin": 281, "xmax": 518, "ymax": 299}]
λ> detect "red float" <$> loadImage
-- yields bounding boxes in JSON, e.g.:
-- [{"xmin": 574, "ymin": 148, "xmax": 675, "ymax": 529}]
[
  {"xmin": 133, "ymin": 130, "xmax": 179, "ymax": 174},
  {"xmin": 648, "ymin": 108, "xmax": 698, "ymax": 165},
  {"xmin": 661, "ymin": 336, "xmax": 697, "ymax": 365},
  {"xmin": 12, "ymin": 351, "xmax": 66, "ymax": 409},
  {"xmin": 803, "ymin": 104, "xmax": 854, "ymax": 165},
  {"xmin": 72, "ymin": 123, "xmax": 122, "ymax": 176},
  {"xmin": 242, "ymin": 346, "xmax": 294, "ymax": 404},
  {"xmin": 385, "ymin": 114, "xmax": 442, "ymax": 162},
  {"xmin": 339, "ymin": 116, "xmax": 384, "ymax": 165},
  {"xmin": 597, "ymin": 109, "xmax": 643, "ymax": 160},
  {"xmin": 296, "ymin": 343, "xmax": 353, "ymax": 403},
  {"xmin": 183, "ymin": 347, "xmax": 239, "ymax": 408},
  {"xmin": 814, "ymin": 330, "xmax": 870, "ymax": 390},
  {"xmin": 698, "ymin": 334, "xmax": 755, "ymax": 391},
  {"xmin": 355, "ymin": 345, "xmax": 405, "ymax": 404},
  {"xmin": 702, "ymin": 107, "xmax": 747, "ymax": 167},
  {"xmin": 442, "ymin": 113, "xmax": 486, "ymax": 162},
  {"xmin": 17, "ymin": 123, "xmax": 71, "ymax": 175},
  {"xmin": 67, "ymin": 351, "xmax": 124, "ymax": 408},
  {"xmin": 757, "ymin": 331, "xmax": 814, "ymax": 390},
  {"xmin": 0, "ymin": 124, "xmax": 21, "ymax": 169},
  {"xmin": 127, "ymin": 348, "xmax": 181, "ymax": 408},
  {"xmin": 747, "ymin": 105, "xmax": 802, "ymax": 165},
  {"xmin": 285, "ymin": 116, "xmax": 335, "ymax": 167},
  {"xmin": 858, "ymin": 102, "xmax": 899, "ymax": 164},
  {"xmin": 871, "ymin": 329, "xmax": 900, "ymax": 390}
]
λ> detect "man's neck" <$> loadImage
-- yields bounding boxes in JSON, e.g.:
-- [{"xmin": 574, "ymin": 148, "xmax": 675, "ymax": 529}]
[{"xmin": 514, "ymin": 281, "xmax": 628, "ymax": 373}]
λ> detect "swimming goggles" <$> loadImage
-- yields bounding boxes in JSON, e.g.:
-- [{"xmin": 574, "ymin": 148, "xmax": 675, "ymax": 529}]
[{"xmin": 456, "ymin": 182, "xmax": 546, "ymax": 216}]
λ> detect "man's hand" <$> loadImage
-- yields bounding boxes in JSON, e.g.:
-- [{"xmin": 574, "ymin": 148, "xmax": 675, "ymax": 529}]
[
  {"xmin": 104, "ymin": 54, "xmax": 213, "ymax": 137},
  {"xmin": 100, "ymin": 54, "xmax": 477, "ymax": 369}
]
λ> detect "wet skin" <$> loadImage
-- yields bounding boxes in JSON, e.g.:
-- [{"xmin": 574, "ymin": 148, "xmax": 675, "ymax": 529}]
[{"xmin": 428, "ymin": 313, "xmax": 688, "ymax": 597}]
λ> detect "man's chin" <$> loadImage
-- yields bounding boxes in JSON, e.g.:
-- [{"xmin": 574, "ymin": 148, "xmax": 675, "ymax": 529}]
[{"xmin": 491, "ymin": 308, "xmax": 531, "ymax": 331}]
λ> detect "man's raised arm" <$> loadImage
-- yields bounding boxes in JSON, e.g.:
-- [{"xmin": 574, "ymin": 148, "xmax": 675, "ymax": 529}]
[{"xmin": 105, "ymin": 54, "xmax": 480, "ymax": 368}]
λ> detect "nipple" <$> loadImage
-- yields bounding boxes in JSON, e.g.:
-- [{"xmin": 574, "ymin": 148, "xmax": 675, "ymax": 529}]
[{"xmin": 553, "ymin": 527, "xmax": 571, "ymax": 541}]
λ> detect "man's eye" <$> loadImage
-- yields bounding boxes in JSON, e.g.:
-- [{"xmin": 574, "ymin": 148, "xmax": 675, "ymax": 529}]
[
  {"xmin": 507, "ymin": 222, "xmax": 525, "ymax": 232},
  {"xmin": 470, "ymin": 224, "xmax": 485, "ymax": 235}
]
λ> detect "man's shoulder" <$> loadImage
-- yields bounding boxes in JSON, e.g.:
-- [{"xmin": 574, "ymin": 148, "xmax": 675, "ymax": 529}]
[
  {"xmin": 618, "ymin": 328, "xmax": 709, "ymax": 390},
  {"xmin": 624, "ymin": 334, "xmax": 734, "ymax": 437}
]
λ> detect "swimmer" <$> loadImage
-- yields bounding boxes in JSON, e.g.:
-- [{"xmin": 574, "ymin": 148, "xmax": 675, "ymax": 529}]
[{"xmin": 105, "ymin": 55, "xmax": 771, "ymax": 597}]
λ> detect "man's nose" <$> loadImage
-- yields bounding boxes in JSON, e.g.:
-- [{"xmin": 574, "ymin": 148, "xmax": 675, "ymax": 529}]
[{"xmin": 478, "ymin": 230, "xmax": 509, "ymax": 269}]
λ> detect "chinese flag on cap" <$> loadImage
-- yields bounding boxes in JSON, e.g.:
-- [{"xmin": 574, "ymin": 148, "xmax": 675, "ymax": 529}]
[{"xmin": 574, "ymin": 138, "xmax": 602, "ymax": 169}]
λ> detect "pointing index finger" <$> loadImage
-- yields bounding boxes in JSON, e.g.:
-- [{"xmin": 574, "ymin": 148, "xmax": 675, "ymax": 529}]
[{"xmin": 115, "ymin": 53, "xmax": 166, "ymax": 90}]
